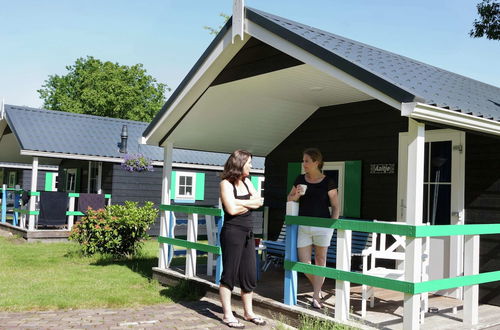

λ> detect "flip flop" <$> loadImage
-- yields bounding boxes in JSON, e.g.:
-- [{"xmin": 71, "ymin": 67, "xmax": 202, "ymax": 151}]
[
  {"xmin": 245, "ymin": 317, "xmax": 266, "ymax": 326},
  {"xmin": 311, "ymin": 298, "xmax": 324, "ymax": 309},
  {"xmin": 223, "ymin": 319, "xmax": 245, "ymax": 328}
]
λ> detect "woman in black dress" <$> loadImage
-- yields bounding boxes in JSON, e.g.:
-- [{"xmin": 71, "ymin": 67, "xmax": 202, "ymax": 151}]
[
  {"xmin": 219, "ymin": 149, "xmax": 266, "ymax": 328},
  {"xmin": 287, "ymin": 148, "xmax": 340, "ymax": 309}
]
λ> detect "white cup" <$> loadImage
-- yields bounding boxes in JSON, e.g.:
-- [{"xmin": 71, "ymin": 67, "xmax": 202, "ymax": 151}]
[{"xmin": 298, "ymin": 184, "xmax": 307, "ymax": 196}]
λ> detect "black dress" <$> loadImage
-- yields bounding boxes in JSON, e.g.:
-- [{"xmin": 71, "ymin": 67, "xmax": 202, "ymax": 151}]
[{"xmin": 220, "ymin": 180, "xmax": 256, "ymax": 292}]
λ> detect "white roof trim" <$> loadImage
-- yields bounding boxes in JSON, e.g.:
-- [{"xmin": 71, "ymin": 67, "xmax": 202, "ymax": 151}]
[
  {"xmin": 19, "ymin": 150, "xmax": 265, "ymax": 173},
  {"xmin": 0, "ymin": 163, "xmax": 58, "ymax": 171},
  {"xmin": 402, "ymin": 102, "xmax": 500, "ymax": 136},
  {"xmin": 144, "ymin": 27, "xmax": 250, "ymax": 146}
]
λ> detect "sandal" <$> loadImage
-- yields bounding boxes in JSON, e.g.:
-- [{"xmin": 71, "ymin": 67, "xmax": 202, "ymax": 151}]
[
  {"xmin": 223, "ymin": 319, "xmax": 245, "ymax": 328},
  {"xmin": 311, "ymin": 298, "xmax": 324, "ymax": 309},
  {"xmin": 245, "ymin": 317, "xmax": 266, "ymax": 326}
]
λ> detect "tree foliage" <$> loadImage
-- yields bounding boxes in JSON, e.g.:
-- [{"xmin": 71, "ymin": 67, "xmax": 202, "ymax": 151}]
[
  {"xmin": 470, "ymin": 0, "xmax": 500, "ymax": 40},
  {"xmin": 203, "ymin": 13, "xmax": 230, "ymax": 35},
  {"xmin": 38, "ymin": 56, "xmax": 169, "ymax": 121}
]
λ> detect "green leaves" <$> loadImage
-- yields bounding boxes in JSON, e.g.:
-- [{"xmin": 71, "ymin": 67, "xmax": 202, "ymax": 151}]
[
  {"xmin": 470, "ymin": 0, "xmax": 500, "ymax": 40},
  {"xmin": 69, "ymin": 201, "xmax": 158, "ymax": 258},
  {"xmin": 38, "ymin": 56, "xmax": 169, "ymax": 121}
]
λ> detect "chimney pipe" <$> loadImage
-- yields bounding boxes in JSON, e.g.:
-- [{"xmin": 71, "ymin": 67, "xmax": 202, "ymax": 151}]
[{"xmin": 119, "ymin": 125, "xmax": 128, "ymax": 153}]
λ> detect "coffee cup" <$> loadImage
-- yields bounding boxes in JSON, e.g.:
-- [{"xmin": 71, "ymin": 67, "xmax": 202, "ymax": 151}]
[{"xmin": 298, "ymin": 184, "xmax": 307, "ymax": 196}]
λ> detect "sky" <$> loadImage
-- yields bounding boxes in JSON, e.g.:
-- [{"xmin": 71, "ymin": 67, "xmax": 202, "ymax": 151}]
[{"xmin": 1, "ymin": 0, "xmax": 499, "ymax": 108}]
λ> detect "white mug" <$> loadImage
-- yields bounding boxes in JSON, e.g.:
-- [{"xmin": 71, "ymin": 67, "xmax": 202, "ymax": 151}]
[{"xmin": 298, "ymin": 184, "xmax": 308, "ymax": 196}]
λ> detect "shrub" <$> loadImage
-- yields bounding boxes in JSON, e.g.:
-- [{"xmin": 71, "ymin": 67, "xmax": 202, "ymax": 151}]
[{"xmin": 69, "ymin": 201, "xmax": 158, "ymax": 257}]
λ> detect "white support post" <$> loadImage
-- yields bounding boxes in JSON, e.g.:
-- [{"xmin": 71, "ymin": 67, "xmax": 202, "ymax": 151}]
[
  {"xmin": 463, "ymin": 234, "xmax": 479, "ymax": 326},
  {"xmin": 186, "ymin": 213, "xmax": 198, "ymax": 278},
  {"xmin": 68, "ymin": 195, "xmax": 75, "ymax": 230},
  {"xmin": 97, "ymin": 162, "xmax": 103, "ymax": 194},
  {"xmin": 403, "ymin": 119, "xmax": 425, "ymax": 330},
  {"xmin": 28, "ymin": 157, "xmax": 39, "ymax": 230},
  {"xmin": 159, "ymin": 142, "xmax": 173, "ymax": 269},
  {"xmin": 335, "ymin": 228, "xmax": 352, "ymax": 321}
]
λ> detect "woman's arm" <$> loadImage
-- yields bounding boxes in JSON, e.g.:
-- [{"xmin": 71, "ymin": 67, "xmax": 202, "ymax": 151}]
[
  {"xmin": 287, "ymin": 185, "xmax": 305, "ymax": 202},
  {"xmin": 234, "ymin": 178, "xmax": 263, "ymax": 209},
  {"xmin": 328, "ymin": 189, "xmax": 340, "ymax": 219},
  {"xmin": 220, "ymin": 180, "xmax": 250, "ymax": 216}
]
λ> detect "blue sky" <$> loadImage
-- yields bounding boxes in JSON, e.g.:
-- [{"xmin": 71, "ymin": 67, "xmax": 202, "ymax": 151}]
[{"xmin": 1, "ymin": 0, "xmax": 498, "ymax": 108}]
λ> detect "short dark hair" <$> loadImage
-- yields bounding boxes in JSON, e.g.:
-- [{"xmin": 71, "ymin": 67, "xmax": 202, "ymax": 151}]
[
  {"xmin": 303, "ymin": 148, "xmax": 324, "ymax": 170},
  {"xmin": 221, "ymin": 149, "xmax": 253, "ymax": 184}
]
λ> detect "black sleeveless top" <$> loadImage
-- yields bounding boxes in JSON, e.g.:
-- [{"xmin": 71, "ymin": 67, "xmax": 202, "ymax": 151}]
[{"xmin": 223, "ymin": 180, "xmax": 253, "ymax": 230}]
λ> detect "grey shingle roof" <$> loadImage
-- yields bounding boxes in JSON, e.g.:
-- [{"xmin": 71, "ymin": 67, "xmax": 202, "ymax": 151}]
[
  {"xmin": 247, "ymin": 7, "xmax": 500, "ymax": 121},
  {"xmin": 4, "ymin": 105, "xmax": 264, "ymax": 169}
]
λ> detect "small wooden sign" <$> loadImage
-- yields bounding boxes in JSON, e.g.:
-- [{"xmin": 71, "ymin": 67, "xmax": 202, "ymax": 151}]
[{"xmin": 370, "ymin": 163, "xmax": 395, "ymax": 174}]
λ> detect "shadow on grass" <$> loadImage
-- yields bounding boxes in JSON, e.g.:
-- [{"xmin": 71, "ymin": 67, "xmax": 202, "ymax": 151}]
[{"xmin": 89, "ymin": 253, "xmax": 209, "ymax": 303}]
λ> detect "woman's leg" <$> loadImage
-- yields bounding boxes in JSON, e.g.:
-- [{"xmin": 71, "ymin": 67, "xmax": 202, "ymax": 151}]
[
  {"xmin": 312, "ymin": 245, "xmax": 329, "ymax": 301},
  {"xmin": 219, "ymin": 284, "xmax": 235, "ymax": 321},
  {"xmin": 298, "ymin": 245, "xmax": 315, "ymax": 284}
]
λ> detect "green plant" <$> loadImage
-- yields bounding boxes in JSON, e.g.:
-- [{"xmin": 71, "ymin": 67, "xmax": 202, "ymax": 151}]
[
  {"xmin": 298, "ymin": 314, "xmax": 357, "ymax": 330},
  {"xmin": 69, "ymin": 201, "xmax": 158, "ymax": 257}
]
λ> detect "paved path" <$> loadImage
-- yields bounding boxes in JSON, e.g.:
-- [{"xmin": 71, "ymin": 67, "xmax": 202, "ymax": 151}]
[{"xmin": 0, "ymin": 298, "xmax": 283, "ymax": 329}]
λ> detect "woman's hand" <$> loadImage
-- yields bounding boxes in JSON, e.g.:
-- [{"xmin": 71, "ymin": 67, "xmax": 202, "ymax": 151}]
[{"xmin": 287, "ymin": 185, "xmax": 302, "ymax": 202}]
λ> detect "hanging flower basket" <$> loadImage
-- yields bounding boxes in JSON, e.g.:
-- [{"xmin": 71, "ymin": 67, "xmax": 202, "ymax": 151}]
[{"xmin": 121, "ymin": 153, "xmax": 154, "ymax": 172}]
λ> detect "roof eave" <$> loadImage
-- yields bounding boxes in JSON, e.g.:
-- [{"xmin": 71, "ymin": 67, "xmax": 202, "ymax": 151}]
[
  {"xmin": 402, "ymin": 102, "xmax": 500, "ymax": 136},
  {"xmin": 245, "ymin": 8, "xmax": 424, "ymax": 105},
  {"xmin": 143, "ymin": 18, "xmax": 235, "ymax": 145}
]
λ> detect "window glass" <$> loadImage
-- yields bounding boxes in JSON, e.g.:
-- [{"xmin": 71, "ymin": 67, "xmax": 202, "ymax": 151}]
[{"xmin": 176, "ymin": 172, "xmax": 196, "ymax": 200}]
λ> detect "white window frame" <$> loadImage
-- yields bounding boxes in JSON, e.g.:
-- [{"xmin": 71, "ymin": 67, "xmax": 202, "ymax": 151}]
[
  {"xmin": 175, "ymin": 171, "xmax": 196, "ymax": 200},
  {"xmin": 66, "ymin": 168, "xmax": 78, "ymax": 193},
  {"xmin": 257, "ymin": 176, "xmax": 265, "ymax": 198}
]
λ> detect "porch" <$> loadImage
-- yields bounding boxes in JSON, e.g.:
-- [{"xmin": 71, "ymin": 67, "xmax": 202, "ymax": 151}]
[{"xmin": 154, "ymin": 260, "xmax": 500, "ymax": 330}]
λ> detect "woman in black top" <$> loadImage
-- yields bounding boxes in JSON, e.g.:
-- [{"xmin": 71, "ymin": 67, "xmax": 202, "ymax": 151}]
[
  {"xmin": 219, "ymin": 150, "xmax": 266, "ymax": 328},
  {"xmin": 287, "ymin": 148, "xmax": 340, "ymax": 309}
]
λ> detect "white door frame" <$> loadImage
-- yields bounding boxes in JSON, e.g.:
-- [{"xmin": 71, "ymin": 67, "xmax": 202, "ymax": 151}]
[
  {"xmin": 398, "ymin": 128, "xmax": 465, "ymax": 298},
  {"xmin": 323, "ymin": 162, "xmax": 345, "ymax": 217}
]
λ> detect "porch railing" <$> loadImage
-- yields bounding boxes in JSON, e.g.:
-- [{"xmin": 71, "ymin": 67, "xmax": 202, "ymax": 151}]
[
  {"xmin": 157, "ymin": 204, "xmax": 224, "ymax": 282},
  {"xmin": 284, "ymin": 215, "xmax": 500, "ymax": 327},
  {"xmin": 0, "ymin": 187, "xmax": 112, "ymax": 230}
]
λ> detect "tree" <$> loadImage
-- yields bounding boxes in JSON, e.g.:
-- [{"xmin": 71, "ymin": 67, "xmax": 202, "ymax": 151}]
[
  {"xmin": 203, "ymin": 13, "xmax": 230, "ymax": 35},
  {"xmin": 38, "ymin": 56, "xmax": 169, "ymax": 122},
  {"xmin": 470, "ymin": 0, "xmax": 500, "ymax": 40}
]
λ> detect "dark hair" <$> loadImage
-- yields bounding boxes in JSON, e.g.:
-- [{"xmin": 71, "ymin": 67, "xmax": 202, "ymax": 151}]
[
  {"xmin": 221, "ymin": 149, "xmax": 253, "ymax": 184},
  {"xmin": 303, "ymin": 148, "xmax": 324, "ymax": 170}
]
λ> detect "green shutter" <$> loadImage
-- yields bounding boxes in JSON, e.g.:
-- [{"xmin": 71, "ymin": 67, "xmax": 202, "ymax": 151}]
[
  {"xmin": 250, "ymin": 176, "xmax": 259, "ymax": 190},
  {"xmin": 287, "ymin": 162, "xmax": 302, "ymax": 194},
  {"xmin": 44, "ymin": 173, "xmax": 53, "ymax": 191},
  {"xmin": 170, "ymin": 171, "xmax": 176, "ymax": 199},
  {"xmin": 344, "ymin": 160, "xmax": 362, "ymax": 218},
  {"xmin": 195, "ymin": 173, "xmax": 205, "ymax": 200}
]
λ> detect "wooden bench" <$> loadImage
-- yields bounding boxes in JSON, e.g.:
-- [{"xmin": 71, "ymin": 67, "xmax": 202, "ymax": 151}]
[{"xmin": 262, "ymin": 218, "xmax": 373, "ymax": 271}]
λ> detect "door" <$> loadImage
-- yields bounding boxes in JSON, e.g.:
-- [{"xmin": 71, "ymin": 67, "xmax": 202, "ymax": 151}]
[{"xmin": 398, "ymin": 129, "xmax": 465, "ymax": 298}]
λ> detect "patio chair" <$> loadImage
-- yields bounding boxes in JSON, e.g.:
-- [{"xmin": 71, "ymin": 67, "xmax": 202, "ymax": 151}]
[{"xmin": 360, "ymin": 221, "xmax": 430, "ymax": 319}]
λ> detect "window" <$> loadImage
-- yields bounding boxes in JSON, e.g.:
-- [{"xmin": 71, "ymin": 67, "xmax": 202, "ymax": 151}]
[
  {"xmin": 65, "ymin": 169, "xmax": 78, "ymax": 192},
  {"xmin": 7, "ymin": 171, "xmax": 17, "ymax": 188},
  {"xmin": 175, "ymin": 172, "xmax": 196, "ymax": 200},
  {"xmin": 257, "ymin": 177, "xmax": 265, "ymax": 198}
]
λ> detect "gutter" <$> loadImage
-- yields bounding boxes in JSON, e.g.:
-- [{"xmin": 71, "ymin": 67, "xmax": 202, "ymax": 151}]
[{"xmin": 401, "ymin": 102, "xmax": 500, "ymax": 137}]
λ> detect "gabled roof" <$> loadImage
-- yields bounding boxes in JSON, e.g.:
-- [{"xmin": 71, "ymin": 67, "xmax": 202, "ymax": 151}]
[
  {"xmin": 247, "ymin": 7, "xmax": 500, "ymax": 121},
  {"xmin": 143, "ymin": 7, "xmax": 500, "ymax": 148},
  {"xmin": 3, "ymin": 105, "xmax": 264, "ymax": 169}
]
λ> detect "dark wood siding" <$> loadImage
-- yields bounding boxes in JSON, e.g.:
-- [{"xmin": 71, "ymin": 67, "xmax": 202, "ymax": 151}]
[
  {"xmin": 211, "ymin": 37, "xmax": 303, "ymax": 86},
  {"xmin": 21, "ymin": 169, "xmax": 57, "ymax": 191},
  {"xmin": 464, "ymin": 133, "xmax": 500, "ymax": 305},
  {"xmin": 264, "ymin": 99, "xmax": 408, "ymax": 239}
]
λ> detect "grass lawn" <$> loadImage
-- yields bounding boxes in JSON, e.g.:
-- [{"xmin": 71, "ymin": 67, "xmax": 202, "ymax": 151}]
[{"xmin": 0, "ymin": 235, "xmax": 203, "ymax": 311}]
